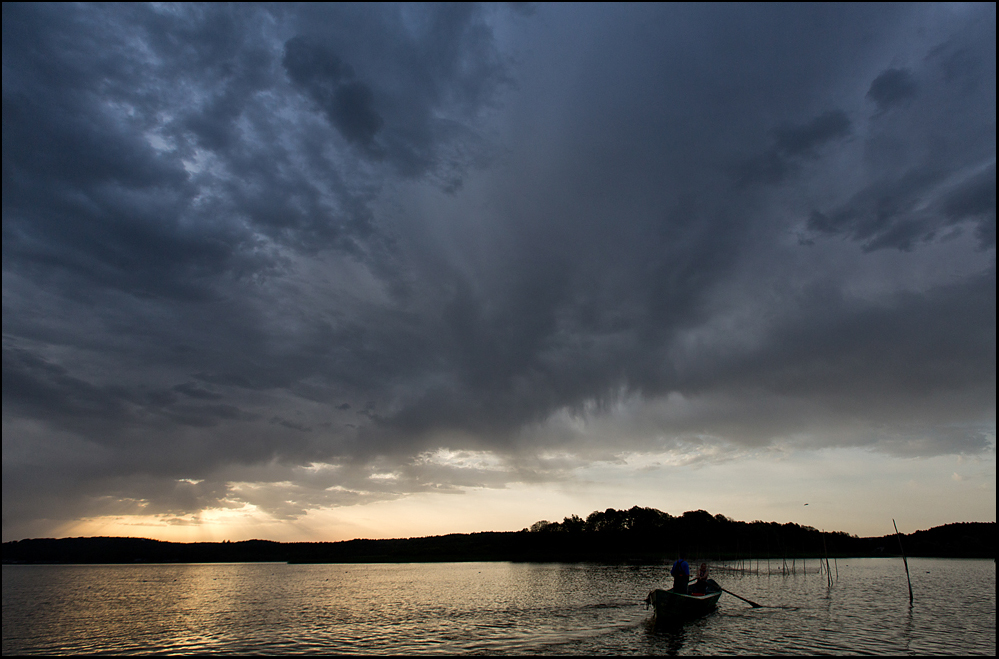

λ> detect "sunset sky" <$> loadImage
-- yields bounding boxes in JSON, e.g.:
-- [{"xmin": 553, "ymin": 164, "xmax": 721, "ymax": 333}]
[{"xmin": 3, "ymin": 3, "xmax": 995, "ymax": 544}]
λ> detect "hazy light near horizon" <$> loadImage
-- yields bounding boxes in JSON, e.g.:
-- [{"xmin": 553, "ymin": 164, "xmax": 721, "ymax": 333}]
[{"xmin": 42, "ymin": 443, "xmax": 995, "ymax": 543}]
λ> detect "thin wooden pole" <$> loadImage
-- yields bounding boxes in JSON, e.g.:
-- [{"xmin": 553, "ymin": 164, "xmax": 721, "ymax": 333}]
[
  {"xmin": 893, "ymin": 519, "xmax": 913, "ymax": 604},
  {"xmin": 822, "ymin": 537, "xmax": 832, "ymax": 587}
]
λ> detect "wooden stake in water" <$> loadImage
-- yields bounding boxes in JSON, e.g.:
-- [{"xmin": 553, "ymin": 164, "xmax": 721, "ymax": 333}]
[
  {"xmin": 822, "ymin": 536, "xmax": 832, "ymax": 587},
  {"xmin": 893, "ymin": 519, "xmax": 913, "ymax": 605}
]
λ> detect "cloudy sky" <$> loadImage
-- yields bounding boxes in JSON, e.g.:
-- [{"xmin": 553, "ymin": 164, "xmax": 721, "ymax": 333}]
[{"xmin": 3, "ymin": 3, "xmax": 995, "ymax": 543}]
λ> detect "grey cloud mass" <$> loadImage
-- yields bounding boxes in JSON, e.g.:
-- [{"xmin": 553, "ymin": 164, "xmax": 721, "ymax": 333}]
[
  {"xmin": 866, "ymin": 68, "xmax": 919, "ymax": 112},
  {"xmin": 738, "ymin": 110, "xmax": 853, "ymax": 186},
  {"xmin": 3, "ymin": 3, "xmax": 995, "ymax": 539}
]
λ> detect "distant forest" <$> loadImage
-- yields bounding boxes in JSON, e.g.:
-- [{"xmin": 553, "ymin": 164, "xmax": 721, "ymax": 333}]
[{"xmin": 3, "ymin": 507, "xmax": 994, "ymax": 564}]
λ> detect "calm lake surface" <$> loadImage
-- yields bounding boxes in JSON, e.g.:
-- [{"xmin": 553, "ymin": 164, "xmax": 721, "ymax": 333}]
[{"xmin": 2, "ymin": 558, "xmax": 994, "ymax": 655}]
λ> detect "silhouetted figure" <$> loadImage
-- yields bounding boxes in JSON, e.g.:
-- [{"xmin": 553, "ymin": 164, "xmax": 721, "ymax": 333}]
[
  {"xmin": 690, "ymin": 563, "xmax": 709, "ymax": 595},
  {"xmin": 670, "ymin": 555, "xmax": 690, "ymax": 594}
]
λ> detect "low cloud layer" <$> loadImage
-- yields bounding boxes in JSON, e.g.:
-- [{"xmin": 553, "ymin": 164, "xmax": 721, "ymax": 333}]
[{"xmin": 3, "ymin": 3, "xmax": 994, "ymax": 539}]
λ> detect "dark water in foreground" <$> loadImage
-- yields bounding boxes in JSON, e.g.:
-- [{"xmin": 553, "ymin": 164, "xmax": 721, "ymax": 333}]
[{"xmin": 2, "ymin": 558, "xmax": 994, "ymax": 655}]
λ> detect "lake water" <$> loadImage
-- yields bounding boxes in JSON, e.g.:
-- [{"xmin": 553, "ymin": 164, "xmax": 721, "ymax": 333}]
[{"xmin": 2, "ymin": 557, "xmax": 994, "ymax": 655}]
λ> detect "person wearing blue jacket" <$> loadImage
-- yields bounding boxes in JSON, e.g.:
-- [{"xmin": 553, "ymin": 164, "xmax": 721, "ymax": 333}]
[{"xmin": 670, "ymin": 555, "xmax": 690, "ymax": 594}]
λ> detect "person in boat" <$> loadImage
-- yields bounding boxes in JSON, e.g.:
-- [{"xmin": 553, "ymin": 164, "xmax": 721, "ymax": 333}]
[
  {"xmin": 690, "ymin": 563, "xmax": 709, "ymax": 595},
  {"xmin": 670, "ymin": 554, "xmax": 690, "ymax": 594}
]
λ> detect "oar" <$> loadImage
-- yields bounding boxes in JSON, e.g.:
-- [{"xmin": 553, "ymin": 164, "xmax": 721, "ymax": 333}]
[{"xmin": 721, "ymin": 587, "xmax": 763, "ymax": 608}]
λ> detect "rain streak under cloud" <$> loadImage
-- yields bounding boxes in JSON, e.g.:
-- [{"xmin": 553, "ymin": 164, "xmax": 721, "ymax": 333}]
[{"xmin": 2, "ymin": 3, "xmax": 995, "ymax": 542}]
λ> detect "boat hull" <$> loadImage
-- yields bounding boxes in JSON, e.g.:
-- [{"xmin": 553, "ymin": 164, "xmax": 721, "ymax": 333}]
[{"xmin": 646, "ymin": 588, "xmax": 721, "ymax": 624}]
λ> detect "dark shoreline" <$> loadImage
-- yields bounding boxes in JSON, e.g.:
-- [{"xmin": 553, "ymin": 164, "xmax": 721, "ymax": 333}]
[{"xmin": 4, "ymin": 510, "xmax": 993, "ymax": 564}]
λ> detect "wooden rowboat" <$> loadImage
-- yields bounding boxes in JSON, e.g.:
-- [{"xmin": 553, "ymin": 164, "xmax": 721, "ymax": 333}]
[{"xmin": 645, "ymin": 588, "xmax": 722, "ymax": 624}]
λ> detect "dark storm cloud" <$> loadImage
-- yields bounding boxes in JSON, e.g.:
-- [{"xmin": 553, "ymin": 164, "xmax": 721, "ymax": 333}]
[
  {"xmin": 2, "ymin": 4, "xmax": 262, "ymax": 301},
  {"xmin": 944, "ymin": 165, "xmax": 997, "ymax": 248},
  {"xmin": 807, "ymin": 162, "xmax": 996, "ymax": 252},
  {"xmin": 2, "ymin": 345, "xmax": 259, "ymax": 434},
  {"xmin": 284, "ymin": 2, "xmax": 509, "ymax": 181},
  {"xmin": 774, "ymin": 111, "xmax": 853, "ymax": 158},
  {"xmin": 173, "ymin": 382, "xmax": 224, "ymax": 401},
  {"xmin": 805, "ymin": 15, "xmax": 996, "ymax": 251},
  {"xmin": 716, "ymin": 269, "xmax": 996, "ymax": 408},
  {"xmin": 283, "ymin": 37, "xmax": 384, "ymax": 148},
  {"xmin": 737, "ymin": 110, "xmax": 852, "ymax": 186},
  {"xmin": 270, "ymin": 416, "xmax": 312, "ymax": 433},
  {"xmin": 866, "ymin": 68, "xmax": 918, "ymax": 112},
  {"xmin": 3, "ymin": 3, "xmax": 995, "ymax": 538},
  {"xmin": 2, "ymin": 2, "xmax": 505, "ymax": 301}
]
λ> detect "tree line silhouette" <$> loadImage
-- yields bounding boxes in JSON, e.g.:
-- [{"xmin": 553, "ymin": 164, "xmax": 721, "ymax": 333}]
[
  {"xmin": 520, "ymin": 506, "xmax": 993, "ymax": 564},
  {"xmin": 3, "ymin": 506, "xmax": 993, "ymax": 564}
]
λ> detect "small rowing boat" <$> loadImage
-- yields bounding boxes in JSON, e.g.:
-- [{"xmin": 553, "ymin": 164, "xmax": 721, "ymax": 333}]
[{"xmin": 645, "ymin": 588, "xmax": 722, "ymax": 624}]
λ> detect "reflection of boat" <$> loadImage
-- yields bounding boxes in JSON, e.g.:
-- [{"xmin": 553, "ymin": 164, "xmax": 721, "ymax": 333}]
[{"xmin": 645, "ymin": 588, "xmax": 722, "ymax": 624}]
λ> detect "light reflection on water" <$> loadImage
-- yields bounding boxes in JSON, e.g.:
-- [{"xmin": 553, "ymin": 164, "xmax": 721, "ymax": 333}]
[{"xmin": 2, "ymin": 558, "xmax": 994, "ymax": 655}]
